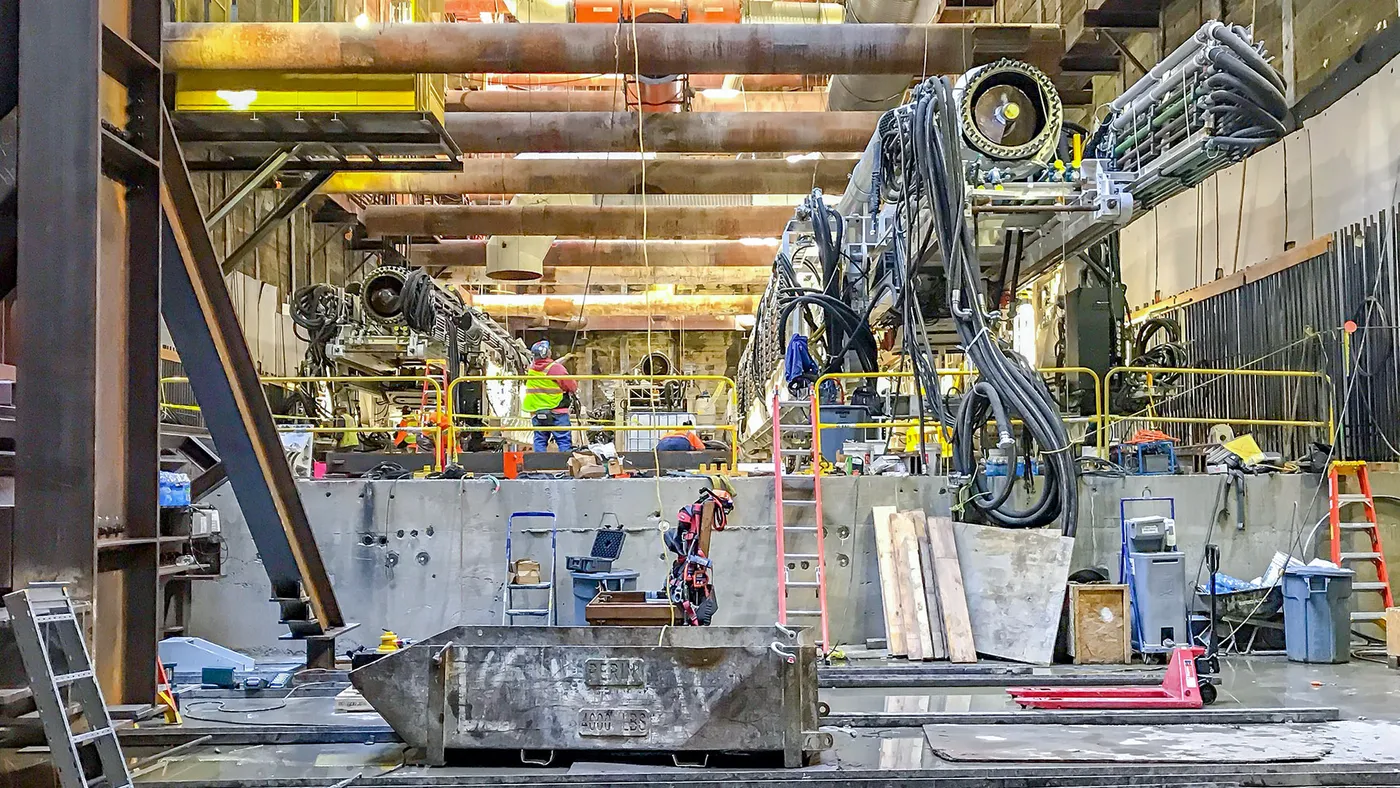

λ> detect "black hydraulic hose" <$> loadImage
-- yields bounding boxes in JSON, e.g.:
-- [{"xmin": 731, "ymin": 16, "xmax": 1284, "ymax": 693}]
[
  {"xmin": 910, "ymin": 76, "xmax": 1076, "ymax": 534},
  {"xmin": 1211, "ymin": 23, "xmax": 1287, "ymax": 93},
  {"xmin": 1202, "ymin": 91, "xmax": 1287, "ymax": 134},
  {"xmin": 954, "ymin": 382, "xmax": 1021, "ymax": 514},
  {"xmin": 1205, "ymin": 55, "xmax": 1287, "ymax": 117}
]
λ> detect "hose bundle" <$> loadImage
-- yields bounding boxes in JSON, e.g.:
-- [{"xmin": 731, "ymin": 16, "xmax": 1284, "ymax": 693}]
[
  {"xmin": 290, "ymin": 283, "xmax": 353, "ymax": 374},
  {"xmin": 885, "ymin": 77, "xmax": 1079, "ymax": 536},
  {"xmin": 768, "ymin": 193, "xmax": 880, "ymax": 387},
  {"xmin": 1096, "ymin": 22, "xmax": 1287, "ymax": 209}
]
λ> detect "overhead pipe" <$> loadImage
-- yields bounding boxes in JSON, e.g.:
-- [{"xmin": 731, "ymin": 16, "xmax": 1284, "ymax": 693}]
[
  {"xmin": 440, "ymin": 266, "xmax": 771, "ymax": 285},
  {"xmin": 460, "ymin": 74, "xmax": 819, "ymax": 90},
  {"xmin": 415, "ymin": 238, "xmax": 779, "ymax": 266},
  {"xmin": 441, "ymin": 111, "xmax": 880, "ymax": 153},
  {"xmin": 163, "ymin": 22, "xmax": 1064, "ymax": 76},
  {"xmin": 826, "ymin": 0, "xmax": 945, "ymax": 112},
  {"xmin": 362, "ymin": 203, "xmax": 796, "ymax": 238},
  {"xmin": 447, "ymin": 88, "xmax": 830, "ymax": 112},
  {"xmin": 321, "ymin": 159, "xmax": 854, "ymax": 195},
  {"xmin": 448, "ymin": 89, "xmax": 623, "ymax": 112},
  {"xmin": 468, "ymin": 292, "xmax": 760, "ymax": 318}
]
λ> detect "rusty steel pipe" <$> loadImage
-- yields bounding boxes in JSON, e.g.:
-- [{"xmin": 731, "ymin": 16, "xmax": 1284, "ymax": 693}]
[
  {"xmin": 448, "ymin": 89, "xmax": 624, "ymax": 112},
  {"xmin": 443, "ymin": 112, "xmax": 879, "ymax": 153},
  {"xmin": 447, "ymin": 88, "xmax": 830, "ymax": 113},
  {"xmin": 363, "ymin": 204, "xmax": 795, "ymax": 239},
  {"xmin": 163, "ymin": 22, "xmax": 1063, "ymax": 75},
  {"xmin": 417, "ymin": 239, "xmax": 778, "ymax": 267},
  {"xmin": 461, "ymin": 74, "xmax": 821, "ymax": 90},
  {"xmin": 321, "ymin": 158, "xmax": 854, "ymax": 195}
]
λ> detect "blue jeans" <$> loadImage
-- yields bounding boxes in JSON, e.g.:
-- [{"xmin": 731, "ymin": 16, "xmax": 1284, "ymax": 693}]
[
  {"xmin": 532, "ymin": 411, "xmax": 573, "ymax": 452},
  {"xmin": 655, "ymin": 436, "xmax": 693, "ymax": 452}
]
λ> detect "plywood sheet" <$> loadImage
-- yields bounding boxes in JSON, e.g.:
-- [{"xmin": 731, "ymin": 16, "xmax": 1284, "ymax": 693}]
[
  {"xmin": 1069, "ymin": 584, "xmax": 1130, "ymax": 665},
  {"xmin": 923, "ymin": 724, "xmax": 1332, "ymax": 762},
  {"xmin": 952, "ymin": 522, "xmax": 1073, "ymax": 664}
]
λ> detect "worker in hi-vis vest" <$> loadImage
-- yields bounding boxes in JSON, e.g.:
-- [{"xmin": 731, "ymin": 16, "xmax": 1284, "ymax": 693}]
[{"xmin": 522, "ymin": 340, "xmax": 578, "ymax": 452}]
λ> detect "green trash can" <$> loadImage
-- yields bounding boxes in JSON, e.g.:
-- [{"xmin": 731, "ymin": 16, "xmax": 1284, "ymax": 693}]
[{"xmin": 1282, "ymin": 565, "xmax": 1353, "ymax": 664}]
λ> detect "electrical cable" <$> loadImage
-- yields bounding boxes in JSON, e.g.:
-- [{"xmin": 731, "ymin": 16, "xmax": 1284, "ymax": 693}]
[{"xmin": 880, "ymin": 76, "xmax": 1078, "ymax": 535}]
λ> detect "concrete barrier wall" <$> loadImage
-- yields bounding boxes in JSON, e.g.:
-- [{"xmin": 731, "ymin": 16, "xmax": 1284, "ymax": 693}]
[{"xmin": 191, "ymin": 473, "xmax": 1332, "ymax": 657}]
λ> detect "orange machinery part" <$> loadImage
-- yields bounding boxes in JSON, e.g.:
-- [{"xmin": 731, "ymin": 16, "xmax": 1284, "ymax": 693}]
[{"xmin": 574, "ymin": 0, "xmax": 740, "ymax": 23}]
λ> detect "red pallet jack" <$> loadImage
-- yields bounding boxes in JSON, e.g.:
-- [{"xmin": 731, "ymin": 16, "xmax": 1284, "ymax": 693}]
[{"xmin": 1008, "ymin": 646, "xmax": 1216, "ymax": 709}]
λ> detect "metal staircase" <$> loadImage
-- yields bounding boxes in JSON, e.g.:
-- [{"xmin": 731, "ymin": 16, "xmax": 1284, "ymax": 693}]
[{"xmin": 771, "ymin": 393, "xmax": 830, "ymax": 652}]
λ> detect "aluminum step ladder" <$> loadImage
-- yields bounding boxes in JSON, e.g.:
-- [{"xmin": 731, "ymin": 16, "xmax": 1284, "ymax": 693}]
[
  {"xmin": 503, "ymin": 511, "xmax": 558, "ymax": 625},
  {"xmin": 3, "ymin": 584, "xmax": 132, "ymax": 788},
  {"xmin": 1328, "ymin": 461, "xmax": 1394, "ymax": 625},
  {"xmin": 772, "ymin": 393, "xmax": 830, "ymax": 652}
]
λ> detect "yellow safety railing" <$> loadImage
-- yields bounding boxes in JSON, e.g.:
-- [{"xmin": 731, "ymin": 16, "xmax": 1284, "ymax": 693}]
[
  {"xmin": 808, "ymin": 367, "xmax": 1105, "ymax": 463},
  {"xmin": 160, "ymin": 375, "xmax": 449, "ymax": 469},
  {"xmin": 1101, "ymin": 366, "xmax": 1334, "ymax": 450},
  {"xmin": 446, "ymin": 374, "xmax": 740, "ymax": 468}
]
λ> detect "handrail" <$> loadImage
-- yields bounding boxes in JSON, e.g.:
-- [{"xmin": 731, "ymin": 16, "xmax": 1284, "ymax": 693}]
[
  {"xmin": 446, "ymin": 374, "xmax": 740, "ymax": 468},
  {"xmin": 810, "ymin": 367, "xmax": 1105, "ymax": 456},
  {"xmin": 1101, "ymin": 366, "xmax": 1333, "ymax": 447},
  {"xmin": 162, "ymin": 374, "xmax": 447, "ymax": 413}
]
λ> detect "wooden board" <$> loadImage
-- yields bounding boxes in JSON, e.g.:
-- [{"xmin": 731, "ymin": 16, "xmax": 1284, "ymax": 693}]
[
  {"xmin": 927, "ymin": 515, "xmax": 976, "ymax": 663},
  {"xmin": 891, "ymin": 511, "xmax": 933, "ymax": 661},
  {"xmin": 871, "ymin": 506, "xmax": 907, "ymax": 656},
  {"xmin": 908, "ymin": 510, "xmax": 948, "ymax": 660},
  {"xmin": 1387, "ymin": 607, "xmax": 1400, "ymax": 660},
  {"xmin": 1069, "ymin": 584, "xmax": 1131, "ymax": 664}
]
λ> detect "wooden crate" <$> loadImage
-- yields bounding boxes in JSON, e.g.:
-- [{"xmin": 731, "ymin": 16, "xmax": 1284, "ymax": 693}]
[
  {"xmin": 1068, "ymin": 584, "xmax": 1131, "ymax": 664},
  {"xmin": 1387, "ymin": 608, "xmax": 1400, "ymax": 669}
]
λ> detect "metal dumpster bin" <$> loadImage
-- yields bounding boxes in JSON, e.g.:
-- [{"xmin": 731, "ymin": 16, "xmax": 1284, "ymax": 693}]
[
  {"xmin": 1282, "ymin": 565, "xmax": 1354, "ymax": 664},
  {"xmin": 351, "ymin": 625, "xmax": 828, "ymax": 767}
]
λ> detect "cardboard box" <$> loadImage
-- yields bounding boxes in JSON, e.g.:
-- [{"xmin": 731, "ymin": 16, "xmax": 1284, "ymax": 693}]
[
  {"xmin": 576, "ymin": 463, "xmax": 607, "ymax": 479},
  {"xmin": 568, "ymin": 452, "xmax": 599, "ymax": 478},
  {"xmin": 511, "ymin": 559, "xmax": 541, "ymax": 585}
]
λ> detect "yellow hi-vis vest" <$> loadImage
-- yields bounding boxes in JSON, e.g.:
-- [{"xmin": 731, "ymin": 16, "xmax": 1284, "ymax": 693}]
[{"xmin": 522, "ymin": 367, "xmax": 564, "ymax": 414}]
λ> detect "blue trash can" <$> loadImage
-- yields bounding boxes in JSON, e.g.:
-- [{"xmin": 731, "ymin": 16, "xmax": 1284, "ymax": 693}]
[
  {"xmin": 1282, "ymin": 565, "xmax": 1354, "ymax": 663},
  {"xmin": 570, "ymin": 569, "xmax": 639, "ymax": 625}
]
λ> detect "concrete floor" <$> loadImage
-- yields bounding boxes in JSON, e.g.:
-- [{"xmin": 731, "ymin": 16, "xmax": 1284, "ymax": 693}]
[{"xmin": 92, "ymin": 655, "xmax": 1400, "ymax": 786}]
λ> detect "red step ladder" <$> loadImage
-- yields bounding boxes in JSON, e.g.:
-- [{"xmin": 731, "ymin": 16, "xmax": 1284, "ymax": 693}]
[
  {"xmin": 772, "ymin": 392, "xmax": 830, "ymax": 652},
  {"xmin": 1328, "ymin": 460, "xmax": 1394, "ymax": 627}
]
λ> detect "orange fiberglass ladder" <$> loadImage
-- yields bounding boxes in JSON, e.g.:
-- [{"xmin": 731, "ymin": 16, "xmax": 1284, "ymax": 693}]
[
  {"xmin": 772, "ymin": 392, "xmax": 831, "ymax": 652},
  {"xmin": 1328, "ymin": 460, "xmax": 1394, "ymax": 628}
]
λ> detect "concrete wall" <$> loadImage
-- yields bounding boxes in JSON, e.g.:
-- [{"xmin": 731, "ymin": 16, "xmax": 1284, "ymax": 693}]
[
  {"xmin": 192, "ymin": 472, "xmax": 1347, "ymax": 658},
  {"xmin": 191, "ymin": 476, "xmax": 951, "ymax": 656}
]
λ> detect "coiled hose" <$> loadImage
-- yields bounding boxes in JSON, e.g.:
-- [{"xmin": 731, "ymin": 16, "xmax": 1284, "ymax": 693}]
[{"xmin": 899, "ymin": 77, "xmax": 1079, "ymax": 536}]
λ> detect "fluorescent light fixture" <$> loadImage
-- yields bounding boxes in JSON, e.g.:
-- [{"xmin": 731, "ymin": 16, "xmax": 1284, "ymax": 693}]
[
  {"xmin": 215, "ymin": 89, "xmax": 258, "ymax": 111},
  {"xmin": 479, "ymin": 11, "xmax": 494, "ymax": 21},
  {"xmin": 700, "ymin": 88, "xmax": 741, "ymax": 100},
  {"xmin": 784, "ymin": 152, "xmax": 819, "ymax": 163},
  {"xmin": 737, "ymin": 237, "xmax": 780, "ymax": 246},
  {"xmin": 354, "ymin": 12, "xmax": 370, "ymax": 27},
  {"xmin": 734, "ymin": 315, "xmax": 757, "ymax": 329}
]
